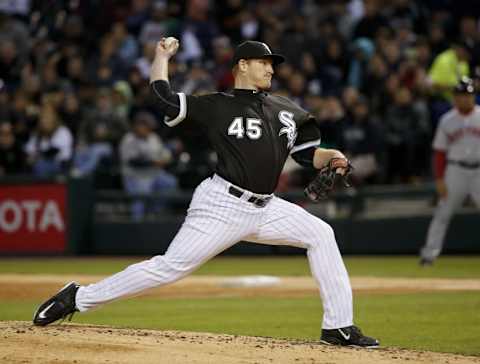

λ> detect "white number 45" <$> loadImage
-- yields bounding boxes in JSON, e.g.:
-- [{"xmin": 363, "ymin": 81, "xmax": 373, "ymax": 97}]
[{"xmin": 227, "ymin": 117, "xmax": 262, "ymax": 139}]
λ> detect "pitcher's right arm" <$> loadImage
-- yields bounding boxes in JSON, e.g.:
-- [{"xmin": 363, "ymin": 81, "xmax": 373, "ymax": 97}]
[{"xmin": 149, "ymin": 37, "xmax": 186, "ymax": 126}]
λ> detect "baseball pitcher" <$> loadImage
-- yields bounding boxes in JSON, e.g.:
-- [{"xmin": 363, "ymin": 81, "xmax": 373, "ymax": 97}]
[
  {"xmin": 33, "ymin": 38, "xmax": 379, "ymax": 348},
  {"xmin": 420, "ymin": 77, "xmax": 480, "ymax": 265}
]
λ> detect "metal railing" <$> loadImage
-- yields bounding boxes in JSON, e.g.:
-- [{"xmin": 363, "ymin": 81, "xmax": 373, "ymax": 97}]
[{"xmin": 93, "ymin": 182, "xmax": 438, "ymax": 221}]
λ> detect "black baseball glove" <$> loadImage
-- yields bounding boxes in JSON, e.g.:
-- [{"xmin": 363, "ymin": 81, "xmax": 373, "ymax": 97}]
[{"xmin": 304, "ymin": 157, "xmax": 353, "ymax": 202}]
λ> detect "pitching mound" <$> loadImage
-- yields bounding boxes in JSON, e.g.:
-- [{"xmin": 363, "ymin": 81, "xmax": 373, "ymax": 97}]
[{"xmin": 1, "ymin": 321, "xmax": 479, "ymax": 364}]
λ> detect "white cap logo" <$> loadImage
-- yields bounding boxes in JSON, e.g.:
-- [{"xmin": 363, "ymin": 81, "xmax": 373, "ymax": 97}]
[{"xmin": 260, "ymin": 42, "xmax": 272, "ymax": 54}]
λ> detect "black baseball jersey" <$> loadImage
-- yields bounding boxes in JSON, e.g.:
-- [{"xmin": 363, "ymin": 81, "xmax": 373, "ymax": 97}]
[{"xmin": 165, "ymin": 89, "xmax": 321, "ymax": 194}]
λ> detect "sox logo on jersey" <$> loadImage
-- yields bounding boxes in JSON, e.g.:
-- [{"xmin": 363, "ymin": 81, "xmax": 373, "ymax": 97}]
[
  {"xmin": 278, "ymin": 110, "xmax": 297, "ymax": 149},
  {"xmin": 447, "ymin": 126, "xmax": 480, "ymax": 143}
]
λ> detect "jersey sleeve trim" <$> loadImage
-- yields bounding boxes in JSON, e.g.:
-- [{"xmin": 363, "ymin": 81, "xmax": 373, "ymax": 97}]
[
  {"xmin": 290, "ymin": 138, "xmax": 321, "ymax": 155},
  {"xmin": 164, "ymin": 92, "xmax": 186, "ymax": 127}
]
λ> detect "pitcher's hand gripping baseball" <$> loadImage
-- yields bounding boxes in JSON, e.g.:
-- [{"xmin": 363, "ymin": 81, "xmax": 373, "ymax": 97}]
[
  {"xmin": 305, "ymin": 157, "xmax": 353, "ymax": 201},
  {"xmin": 156, "ymin": 37, "xmax": 180, "ymax": 58}
]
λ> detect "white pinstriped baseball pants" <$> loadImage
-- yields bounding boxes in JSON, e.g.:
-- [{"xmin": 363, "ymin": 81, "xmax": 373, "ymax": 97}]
[{"xmin": 76, "ymin": 174, "xmax": 353, "ymax": 329}]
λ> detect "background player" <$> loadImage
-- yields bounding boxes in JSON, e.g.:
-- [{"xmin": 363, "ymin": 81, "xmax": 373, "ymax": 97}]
[
  {"xmin": 33, "ymin": 37, "xmax": 379, "ymax": 348},
  {"xmin": 420, "ymin": 77, "xmax": 480, "ymax": 265}
]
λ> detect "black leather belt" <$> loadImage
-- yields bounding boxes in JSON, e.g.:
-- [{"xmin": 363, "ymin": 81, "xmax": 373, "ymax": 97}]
[
  {"xmin": 448, "ymin": 160, "xmax": 480, "ymax": 169},
  {"xmin": 228, "ymin": 186, "xmax": 272, "ymax": 208}
]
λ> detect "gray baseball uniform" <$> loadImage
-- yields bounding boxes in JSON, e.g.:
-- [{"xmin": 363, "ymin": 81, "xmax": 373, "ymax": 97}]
[{"xmin": 421, "ymin": 105, "xmax": 480, "ymax": 261}]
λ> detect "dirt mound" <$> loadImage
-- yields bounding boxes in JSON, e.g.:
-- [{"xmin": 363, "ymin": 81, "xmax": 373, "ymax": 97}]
[{"xmin": 1, "ymin": 321, "xmax": 479, "ymax": 364}]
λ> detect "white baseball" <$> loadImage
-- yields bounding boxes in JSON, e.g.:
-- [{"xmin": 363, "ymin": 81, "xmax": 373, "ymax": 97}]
[{"xmin": 164, "ymin": 37, "xmax": 177, "ymax": 47}]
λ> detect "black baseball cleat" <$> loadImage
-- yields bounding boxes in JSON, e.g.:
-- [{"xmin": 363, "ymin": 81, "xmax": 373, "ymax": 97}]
[
  {"xmin": 321, "ymin": 325, "xmax": 379, "ymax": 348},
  {"xmin": 33, "ymin": 282, "xmax": 80, "ymax": 326}
]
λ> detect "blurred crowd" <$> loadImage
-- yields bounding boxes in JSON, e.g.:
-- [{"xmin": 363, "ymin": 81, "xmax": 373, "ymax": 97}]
[{"xmin": 1, "ymin": 0, "xmax": 480, "ymax": 199}]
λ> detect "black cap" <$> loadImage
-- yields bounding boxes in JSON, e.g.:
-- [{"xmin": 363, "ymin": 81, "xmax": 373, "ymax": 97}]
[
  {"xmin": 454, "ymin": 77, "xmax": 475, "ymax": 94},
  {"xmin": 232, "ymin": 41, "xmax": 285, "ymax": 68}
]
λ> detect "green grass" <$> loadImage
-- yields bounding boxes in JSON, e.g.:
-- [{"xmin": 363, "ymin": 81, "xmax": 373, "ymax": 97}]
[
  {"xmin": 0, "ymin": 255, "xmax": 480, "ymax": 278},
  {"xmin": 2, "ymin": 291, "xmax": 479, "ymax": 356},
  {"xmin": 1, "ymin": 256, "xmax": 480, "ymax": 355}
]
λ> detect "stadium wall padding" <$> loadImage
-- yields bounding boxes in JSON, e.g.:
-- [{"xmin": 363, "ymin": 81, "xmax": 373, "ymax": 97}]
[
  {"xmin": 2, "ymin": 178, "xmax": 477, "ymax": 255},
  {"xmin": 90, "ymin": 213, "xmax": 478, "ymax": 255}
]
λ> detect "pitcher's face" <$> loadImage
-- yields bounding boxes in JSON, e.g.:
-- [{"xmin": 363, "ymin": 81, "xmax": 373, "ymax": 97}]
[{"xmin": 245, "ymin": 59, "xmax": 274, "ymax": 90}]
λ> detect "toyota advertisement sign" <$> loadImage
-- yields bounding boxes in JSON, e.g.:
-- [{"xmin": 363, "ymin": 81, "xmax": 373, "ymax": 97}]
[{"xmin": 0, "ymin": 184, "xmax": 67, "ymax": 253}]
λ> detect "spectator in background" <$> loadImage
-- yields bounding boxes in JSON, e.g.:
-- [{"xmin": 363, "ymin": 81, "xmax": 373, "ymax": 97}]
[
  {"xmin": 398, "ymin": 45, "xmax": 429, "ymax": 93},
  {"xmin": 300, "ymin": 52, "xmax": 322, "ymax": 96},
  {"xmin": 347, "ymin": 37, "xmax": 375, "ymax": 90},
  {"xmin": 319, "ymin": 37, "xmax": 349, "ymax": 95},
  {"xmin": 41, "ymin": 62, "xmax": 64, "ymax": 93},
  {"xmin": 0, "ymin": 1, "xmax": 475, "ymax": 191},
  {"xmin": 72, "ymin": 85, "xmax": 129, "ymax": 184},
  {"xmin": 317, "ymin": 95, "xmax": 345, "ymax": 149},
  {"xmin": 427, "ymin": 21, "xmax": 449, "ymax": 58},
  {"xmin": 384, "ymin": 87, "xmax": 430, "ymax": 183},
  {"xmin": 54, "ymin": 42, "xmax": 84, "ymax": 83},
  {"xmin": 0, "ymin": 79, "xmax": 9, "ymax": 120},
  {"xmin": 458, "ymin": 16, "xmax": 480, "ymax": 71},
  {"xmin": 287, "ymin": 71, "xmax": 307, "ymax": 106},
  {"xmin": 89, "ymin": 34, "xmax": 125, "ymax": 85},
  {"xmin": 139, "ymin": 1, "xmax": 179, "ymax": 46},
  {"xmin": 25, "ymin": 103, "xmax": 73, "ymax": 177},
  {"xmin": 0, "ymin": 39, "xmax": 24, "ymax": 89},
  {"xmin": 72, "ymin": 93, "xmax": 117, "ymax": 177},
  {"xmin": 78, "ymin": 87, "xmax": 128, "ymax": 149},
  {"xmin": 279, "ymin": 14, "xmax": 309, "ymax": 67},
  {"xmin": 414, "ymin": 37, "xmax": 433, "ymax": 70},
  {"xmin": 58, "ymin": 92, "xmax": 83, "ymax": 138},
  {"xmin": 341, "ymin": 86, "xmax": 361, "ymax": 114},
  {"xmin": 273, "ymin": 62, "xmax": 294, "ymax": 91},
  {"xmin": 428, "ymin": 40, "xmax": 471, "ymax": 126},
  {"xmin": 364, "ymin": 52, "xmax": 388, "ymax": 113},
  {"xmin": 180, "ymin": 61, "xmax": 215, "ymax": 95},
  {"xmin": 352, "ymin": 0, "xmax": 388, "ymax": 40},
  {"xmin": 0, "ymin": 10, "xmax": 30, "ymax": 58},
  {"xmin": 10, "ymin": 90, "xmax": 39, "ymax": 146},
  {"xmin": 111, "ymin": 21, "xmax": 140, "ymax": 70},
  {"xmin": 395, "ymin": 19, "xmax": 416, "ymax": 53},
  {"xmin": 216, "ymin": 0, "xmax": 251, "ymax": 44},
  {"xmin": 64, "ymin": 55, "xmax": 89, "ymax": 92},
  {"xmin": 341, "ymin": 96, "xmax": 383, "ymax": 184},
  {"xmin": 179, "ymin": 0, "xmax": 219, "ymax": 62},
  {"xmin": 0, "ymin": 121, "xmax": 27, "ymax": 176},
  {"xmin": 112, "ymin": 80, "xmax": 134, "ymax": 121},
  {"xmin": 211, "ymin": 36, "xmax": 234, "ymax": 92},
  {"xmin": 120, "ymin": 112, "xmax": 177, "ymax": 220},
  {"xmin": 388, "ymin": 0, "xmax": 422, "ymax": 34},
  {"xmin": 135, "ymin": 42, "xmax": 157, "ymax": 80},
  {"xmin": 380, "ymin": 37, "xmax": 402, "ymax": 74},
  {"xmin": 428, "ymin": 41, "xmax": 471, "ymax": 96},
  {"xmin": 125, "ymin": 0, "xmax": 152, "ymax": 37}
]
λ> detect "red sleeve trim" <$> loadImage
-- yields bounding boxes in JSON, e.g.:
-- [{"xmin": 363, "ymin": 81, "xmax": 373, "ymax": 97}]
[{"xmin": 434, "ymin": 150, "xmax": 446, "ymax": 179}]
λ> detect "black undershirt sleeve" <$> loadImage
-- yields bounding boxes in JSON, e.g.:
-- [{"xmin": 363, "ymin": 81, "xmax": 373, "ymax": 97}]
[
  {"xmin": 291, "ymin": 147, "xmax": 316, "ymax": 168},
  {"xmin": 290, "ymin": 115, "xmax": 321, "ymax": 168},
  {"xmin": 150, "ymin": 80, "xmax": 181, "ymax": 119}
]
